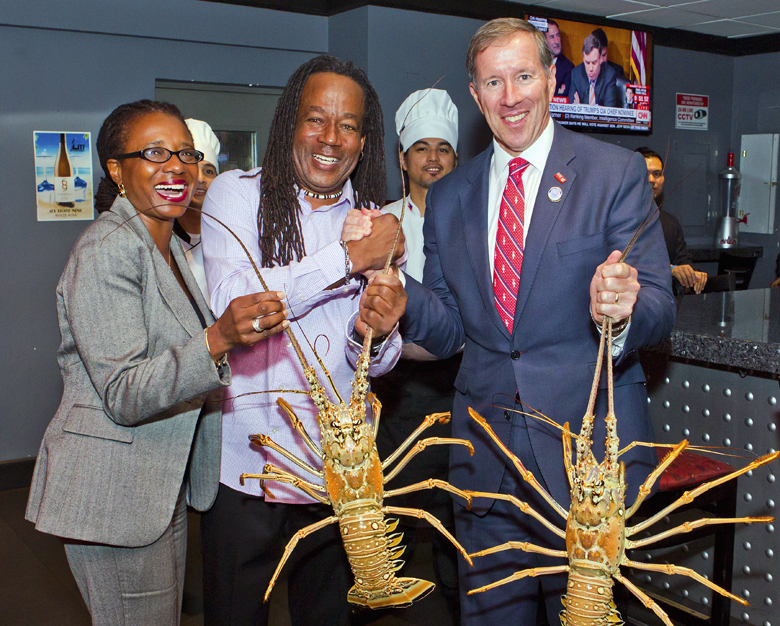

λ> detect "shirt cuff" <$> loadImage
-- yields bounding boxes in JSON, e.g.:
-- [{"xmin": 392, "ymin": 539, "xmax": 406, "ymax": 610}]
[
  {"xmin": 590, "ymin": 309, "xmax": 631, "ymax": 357},
  {"xmin": 345, "ymin": 312, "xmax": 402, "ymax": 371}
]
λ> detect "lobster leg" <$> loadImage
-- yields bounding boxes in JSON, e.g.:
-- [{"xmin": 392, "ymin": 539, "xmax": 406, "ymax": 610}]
[
  {"xmin": 276, "ymin": 398, "xmax": 322, "ymax": 458},
  {"xmin": 628, "ymin": 450, "xmax": 780, "ymax": 536},
  {"xmin": 381, "ymin": 412, "xmax": 452, "ymax": 469},
  {"xmin": 469, "ymin": 540, "xmax": 566, "ymax": 560},
  {"xmin": 625, "ymin": 440, "xmax": 688, "ymax": 519},
  {"xmin": 623, "ymin": 558, "xmax": 748, "ymax": 606},
  {"xmin": 628, "ymin": 515, "xmax": 774, "ymax": 549},
  {"xmin": 263, "ymin": 515, "xmax": 340, "ymax": 602},
  {"xmin": 384, "ymin": 478, "xmax": 473, "ymax": 510},
  {"xmin": 367, "ymin": 392, "xmax": 382, "ymax": 440},
  {"xmin": 383, "ymin": 505, "xmax": 473, "ymax": 566},
  {"xmin": 467, "ymin": 565, "xmax": 569, "ymax": 595},
  {"xmin": 469, "ymin": 408, "xmax": 568, "ymax": 520},
  {"xmin": 465, "ymin": 491, "xmax": 566, "ymax": 539},
  {"xmin": 248, "ymin": 434, "xmax": 323, "ymax": 478},
  {"xmin": 613, "ymin": 571, "xmax": 674, "ymax": 626},
  {"xmin": 240, "ymin": 466, "xmax": 329, "ymax": 505},
  {"xmin": 383, "ymin": 437, "xmax": 474, "ymax": 484}
]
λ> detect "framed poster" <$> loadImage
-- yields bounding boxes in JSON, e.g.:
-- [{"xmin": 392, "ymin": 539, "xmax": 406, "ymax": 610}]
[{"xmin": 34, "ymin": 131, "xmax": 94, "ymax": 221}]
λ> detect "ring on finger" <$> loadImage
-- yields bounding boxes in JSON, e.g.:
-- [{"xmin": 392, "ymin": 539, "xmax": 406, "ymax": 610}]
[
  {"xmin": 614, "ymin": 292, "xmax": 620, "ymax": 304},
  {"xmin": 252, "ymin": 316, "xmax": 263, "ymax": 333}
]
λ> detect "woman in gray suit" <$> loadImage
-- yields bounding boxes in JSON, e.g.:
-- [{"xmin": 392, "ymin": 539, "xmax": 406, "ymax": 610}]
[{"xmin": 26, "ymin": 100, "xmax": 288, "ymax": 625}]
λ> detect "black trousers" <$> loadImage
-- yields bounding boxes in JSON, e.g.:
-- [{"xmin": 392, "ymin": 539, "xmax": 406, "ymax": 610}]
[{"xmin": 200, "ymin": 483, "xmax": 354, "ymax": 626}]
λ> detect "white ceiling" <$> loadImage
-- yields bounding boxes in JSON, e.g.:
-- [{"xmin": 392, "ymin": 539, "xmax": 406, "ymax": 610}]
[{"xmin": 518, "ymin": 0, "xmax": 780, "ymax": 38}]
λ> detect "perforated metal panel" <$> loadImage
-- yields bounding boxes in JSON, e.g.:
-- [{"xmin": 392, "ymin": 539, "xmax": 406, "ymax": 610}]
[{"xmin": 637, "ymin": 356, "xmax": 779, "ymax": 626}]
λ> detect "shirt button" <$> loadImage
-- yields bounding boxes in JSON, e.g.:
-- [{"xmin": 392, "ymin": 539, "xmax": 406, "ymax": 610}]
[
  {"xmin": 504, "ymin": 411, "xmax": 511, "ymax": 421},
  {"xmin": 511, "ymin": 350, "xmax": 521, "ymax": 360},
  {"xmin": 272, "ymin": 428, "xmax": 278, "ymax": 434}
]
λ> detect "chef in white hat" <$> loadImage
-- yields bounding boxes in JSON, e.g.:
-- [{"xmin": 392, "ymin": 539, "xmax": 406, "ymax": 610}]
[
  {"xmin": 372, "ymin": 87, "xmax": 462, "ymax": 622},
  {"xmin": 385, "ymin": 88, "xmax": 458, "ymax": 284},
  {"xmin": 175, "ymin": 118, "xmax": 221, "ymax": 298}
]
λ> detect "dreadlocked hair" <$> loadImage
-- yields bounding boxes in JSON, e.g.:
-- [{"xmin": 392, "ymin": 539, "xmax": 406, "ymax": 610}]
[
  {"xmin": 254, "ymin": 55, "xmax": 387, "ymax": 267},
  {"xmin": 95, "ymin": 100, "xmax": 187, "ymax": 212}
]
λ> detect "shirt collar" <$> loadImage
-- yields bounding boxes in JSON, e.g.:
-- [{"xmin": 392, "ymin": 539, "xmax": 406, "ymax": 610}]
[
  {"xmin": 296, "ymin": 177, "xmax": 356, "ymax": 213},
  {"xmin": 491, "ymin": 117, "xmax": 555, "ymax": 178}
]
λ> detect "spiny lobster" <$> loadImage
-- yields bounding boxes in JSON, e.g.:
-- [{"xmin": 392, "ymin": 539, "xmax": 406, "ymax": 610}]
[
  {"xmin": 206, "ymin": 206, "xmax": 475, "ymax": 609},
  {"xmin": 464, "ymin": 217, "xmax": 778, "ymax": 625}
]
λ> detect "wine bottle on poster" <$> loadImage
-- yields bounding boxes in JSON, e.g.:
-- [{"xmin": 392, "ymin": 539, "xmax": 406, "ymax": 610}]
[{"xmin": 54, "ymin": 133, "xmax": 75, "ymax": 207}]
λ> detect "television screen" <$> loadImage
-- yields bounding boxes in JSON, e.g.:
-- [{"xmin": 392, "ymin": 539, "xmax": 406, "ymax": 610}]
[{"xmin": 527, "ymin": 15, "xmax": 652, "ymax": 134}]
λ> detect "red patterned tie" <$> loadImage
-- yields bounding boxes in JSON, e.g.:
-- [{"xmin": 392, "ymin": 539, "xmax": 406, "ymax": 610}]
[{"xmin": 493, "ymin": 157, "xmax": 530, "ymax": 332}]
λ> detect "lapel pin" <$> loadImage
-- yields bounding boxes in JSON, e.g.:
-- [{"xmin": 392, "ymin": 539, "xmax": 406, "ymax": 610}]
[
  {"xmin": 555, "ymin": 172, "xmax": 567, "ymax": 183},
  {"xmin": 548, "ymin": 186, "xmax": 563, "ymax": 202}
]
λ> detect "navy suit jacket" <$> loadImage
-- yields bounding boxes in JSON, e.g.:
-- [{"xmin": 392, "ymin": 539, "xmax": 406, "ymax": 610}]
[
  {"xmin": 402, "ymin": 123, "xmax": 675, "ymax": 515},
  {"xmin": 569, "ymin": 63, "xmax": 618, "ymax": 107}
]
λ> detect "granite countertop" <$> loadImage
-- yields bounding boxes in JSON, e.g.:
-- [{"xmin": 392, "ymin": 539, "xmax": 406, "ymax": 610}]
[
  {"xmin": 687, "ymin": 245, "xmax": 763, "ymax": 263},
  {"xmin": 654, "ymin": 288, "xmax": 780, "ymax": 375}
]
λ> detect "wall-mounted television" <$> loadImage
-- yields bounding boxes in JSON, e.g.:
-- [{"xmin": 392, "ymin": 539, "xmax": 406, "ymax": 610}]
[{"xmin": 527, "ymin": 15, "xmax": 652, "ymax": 134}]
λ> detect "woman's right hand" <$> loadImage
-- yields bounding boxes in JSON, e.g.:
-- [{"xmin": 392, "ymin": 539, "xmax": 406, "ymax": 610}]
[{"xmin": 205, "ymin": 291, "xmax": 288, "ymax": 360}]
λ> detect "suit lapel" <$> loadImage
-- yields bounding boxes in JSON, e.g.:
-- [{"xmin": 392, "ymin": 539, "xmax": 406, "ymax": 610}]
[
  {"xmin": 459, "ymin": 147, "xmax": 511, "ymax": 339},
  {"xmin": 111, "ymin": 198, "xmax": 210, "ymax": 338},
  {"xmin": 513, "ymin": 125, "xmax": 577, "ymax": 329}
]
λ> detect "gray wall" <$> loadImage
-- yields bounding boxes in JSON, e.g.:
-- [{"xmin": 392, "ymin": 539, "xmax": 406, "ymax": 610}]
[
  {"xmin": 2, "ymin": 0, "xmax": 779, "ymax": 462},
  {"xmin": 731, "ymin": 51, "xmax": 780, "ymax": 288},
  {"xmin": 600, "ymin": 45, "xmax": 736, "ymax": 247}
]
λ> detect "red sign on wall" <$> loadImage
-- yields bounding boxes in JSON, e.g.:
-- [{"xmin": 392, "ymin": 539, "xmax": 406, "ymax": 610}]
[{"xmin": 676, "ymin": 93, "xmax": 709, "ymax": 130}]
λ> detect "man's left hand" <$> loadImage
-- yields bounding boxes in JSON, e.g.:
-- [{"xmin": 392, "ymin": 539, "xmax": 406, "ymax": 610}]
[
  {"xmin": 356, "ymin": 273, "xmax": 407, "ymax": 339},
  {"xmin": 590, "ymin": 250, "xmax": 639, "ymax": 323}
]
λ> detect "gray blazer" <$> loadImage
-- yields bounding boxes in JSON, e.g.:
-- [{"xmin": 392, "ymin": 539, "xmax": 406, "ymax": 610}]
[{"xmin": 26, "ymin": 197, "xmax": 230, "ymax": 547}]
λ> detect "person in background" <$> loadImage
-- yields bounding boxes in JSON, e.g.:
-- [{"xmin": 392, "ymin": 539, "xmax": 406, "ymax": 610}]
[
  {"xmin": 569, "ymin": 33, "xmax": 618, "ymax": 107},
  {"xmin": 636, "ymin": 147, "xmax": 708, "ymax": 294},
  {"xmin": 592, "ymin": 27, "xmax": 625, "ymax": 77},
  {"xmin": 25, "ymin": 100, "xmax": 287, "ymax": 626},
  {"xmin": 371, "ymin": 87, "xmax": 461, "ymax": 622},
  {"xmin": 360, "ymin": 18, "xmax": 675, "ymax": 624},
  {"xmin": 199, "ymin": 55, "xmax": 404, "ymax": 626},
  {"xmin": 173, "ymin": 118, "xmax": 221, "ymax": 298},
  {"xmin": 545, "ymin": 19, "xmax": 573, "ymax": 98}
]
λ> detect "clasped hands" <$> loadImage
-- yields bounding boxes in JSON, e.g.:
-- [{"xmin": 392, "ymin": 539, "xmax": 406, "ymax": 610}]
[{"xmin": 342, "ymin": 207, "xmax": 406, "ymax": 339}]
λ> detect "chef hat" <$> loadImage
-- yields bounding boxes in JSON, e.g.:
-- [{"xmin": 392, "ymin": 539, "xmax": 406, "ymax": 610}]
[
  {"xmin": 185, "ymin": 118, "xmax": 221, "ymax": 170},
  {"xmin": 395, "ymin": 89, "xmax": 458, "ymax": 153}
]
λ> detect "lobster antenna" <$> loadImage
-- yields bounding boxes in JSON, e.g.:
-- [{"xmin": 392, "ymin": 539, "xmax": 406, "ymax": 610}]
[
  {"xmin": 197, "ymin": 209, "xmax": 343, "ymax": 402},
  {"xmin": 618, "ymin": 145, "xmax": 699, "ymax": 264},
  {"xmin": 359, "ymin": 78, "xmax": 446, "ymax": 356}
]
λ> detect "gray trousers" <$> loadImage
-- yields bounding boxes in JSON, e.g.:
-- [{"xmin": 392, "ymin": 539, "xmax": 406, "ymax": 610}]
[{"xmin": 64, "ymin": 486, "xmax": 188, "ymax": 626}]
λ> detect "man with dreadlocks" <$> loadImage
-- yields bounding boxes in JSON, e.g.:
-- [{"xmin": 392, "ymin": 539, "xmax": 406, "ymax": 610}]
[{"xmin": 199, "ymin": 55, "xmax": 405, "ymax": 626}]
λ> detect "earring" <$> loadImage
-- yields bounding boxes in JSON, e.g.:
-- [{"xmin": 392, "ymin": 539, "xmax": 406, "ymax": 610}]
[{"xmin": 118, "ymin": 183, "xmax": 126, "ymax": 198}]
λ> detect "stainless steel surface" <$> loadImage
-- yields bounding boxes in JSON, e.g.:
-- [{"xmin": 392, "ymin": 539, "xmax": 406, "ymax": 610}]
[{"xmin": 640, "ymin": 357, "xmax": 779, "ymax": 626}]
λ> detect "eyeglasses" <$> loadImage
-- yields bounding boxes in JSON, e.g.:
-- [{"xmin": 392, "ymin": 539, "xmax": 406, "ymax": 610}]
[{"xmin": 112, "ymin": 147, "xmax": 204, "ymax": 164}]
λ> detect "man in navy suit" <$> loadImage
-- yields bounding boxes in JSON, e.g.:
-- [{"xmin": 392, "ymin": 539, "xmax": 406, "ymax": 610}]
[
  {"xmin": 361, "ymin": 17, "xmax": 674, "ymax": 625},
  {"xmin": 545, "ymin": 19, "xmax": 574, "ymax": 98},
  {"xmin": 569, "ymin": 33, "xmax": 618, "ymax": 107}
]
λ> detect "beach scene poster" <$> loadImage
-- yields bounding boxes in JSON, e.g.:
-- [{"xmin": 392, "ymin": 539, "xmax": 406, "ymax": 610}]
[{"xmin": 34, "ymin": 131, "xmax": 94, "ymax": 221}]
